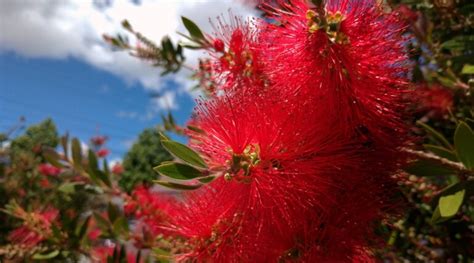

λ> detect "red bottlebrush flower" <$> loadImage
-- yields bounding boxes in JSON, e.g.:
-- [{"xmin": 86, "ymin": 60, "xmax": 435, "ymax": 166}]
[
  {"xmin": 260, "ymin": 0, "xmax": 410, "ymax": 147},
  {"xmin": 8, "ymin": 208, "xmax": 59, "ymax": 248},
  {"xmin": 205, "ymin": 16, "xmax": 267, "ymax": 92},
  {"xmin": 127, "ymin": 185, "xmax": 179, "ymax": 236},
  {"xmin": 97, "ymin": 148, "xmax": 110, "ymax": 158},
  {"xmin": 213, "ymin": 38, "xmax": 225, "ymax": 52},
  {"xmin": 153, "ymin": 88, "xmax": 372, "ymax": 261},
  {"xmin": 112, "ymin": 163, "xmax": 124, "ymax": 175},
  {"xmin": 38, "ymin": 163, "xmax": 61, "ymax": 177},
  {"xmin": 396, "ymin": 4, "xmax": 419, "ymax": 24},
  {"xmin": 415, "ymin": 84, "xmax": 453, "ymax": 117},
  {"xmin": 91, "ymin": 135, "xmax": 108, "ymax": 147}
]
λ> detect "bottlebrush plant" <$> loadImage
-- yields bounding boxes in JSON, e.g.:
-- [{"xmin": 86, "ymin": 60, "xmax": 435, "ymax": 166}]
[
  {"xmin": 104, "ymin": 0, "xmax": 473, "ymax": 261},
  {"xmin": 0, "ymin": 0, "xmax": 472, "ymax": 262}
]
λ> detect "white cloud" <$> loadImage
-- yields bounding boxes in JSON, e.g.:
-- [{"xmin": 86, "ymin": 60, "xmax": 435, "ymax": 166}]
[{"xmin": 0, "ymin": 0, "xmax": 258, "ymax": 114}]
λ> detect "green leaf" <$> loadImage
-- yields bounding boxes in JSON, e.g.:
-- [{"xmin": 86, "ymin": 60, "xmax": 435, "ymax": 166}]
[
  {"xmin": 461, "ymin": 64, "xmax": 474, "ymax": 74},
  {"xmin": 108, "ymin": 203, "xmax": 121, "ymax": 223},
  {"xmin": 72, "ymin": 138, "xmax": 83, "ymax": 170},
  {"xmin": 112, "ymin": 216, "xmax": 129, "ymax": 236},
  {"xmin": 42, "ymin": 147, "xmax": 63, "ymax": 168},
  {"xmin": 154, "ymin": 162, "xmax": 203, "ymax": 180},
  {"xmin": 61, "ymin": 133, "xmax": 69, "ymax": 160},
  {"xmin": 404, "ymin": 160, "xmax": 456, "ymax": 177},
  {"xmin": 154, "ymin": 181, "xmax": 202, "ymax": 190},
  {"xmin": 198, "ymin": 176, "xmax": 215, "ymax": 184},
  {"xmin": 161, "ymin": 140, "xmax": 207, "ymax": 168},
  {"xmin": 88, "ymin": 149, "xmax": 99, "ymax": 170},
  {"xmin": 181, "ymin": 16, "xmax": 205, "ymax": 41},
  {"xmin": 439, "ymin": 189, "xmax": 465, "ymax": 217},
  {"xmin": 187, "ymin": 125, "xmax": 205, "ymax": 134},
  {"xmin": 121, "ymin": 19, "xmax": 132, "ymax": 31},
  {"xmin": 454, "ymin": 122, "xmax": 474, "ymax": 169},
  {"xmin": 423, "ymin": 144, "xmax": 457, "ymax": 162},
  {"xmin": 32, "ymin": 250, "xmax": 60, "ymax": 260},
  {"xmin": 441, "ymin": 35, "xmax": 474, "ymax": 52},
  {"xmin": 58, "ymin": 182, "xmax": 80, "ymax": 194},
  {"xmin": 417, "ymin": 121, "xmax": 452, "ymax": 149},
  {"xmin": 76, "ymin": 216, "xmax": 91, "ymax": 239}
]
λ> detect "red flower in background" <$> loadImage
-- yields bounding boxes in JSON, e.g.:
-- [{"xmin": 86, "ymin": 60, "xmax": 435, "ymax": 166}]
[
  {"xmin": 91, "ymin": 135, "xmax": 108, "ymax": 147},
  {"xmin": 97, "ymin": 148, "xmax": 110, "ymax": 158},
  {"xmin": 416, "ymin": 84, "xmax": 454, "ymax": 117},
  {"xmin": 8, "ymin": 208, "xmax": 59, "ymax": 248},
  {"xmin": 38, "ymin": 163, "xmax": 61, "ymax": 177},
  {"xmin": 112, "ymin": 163, "xmax": 124, "ymax": 175}
]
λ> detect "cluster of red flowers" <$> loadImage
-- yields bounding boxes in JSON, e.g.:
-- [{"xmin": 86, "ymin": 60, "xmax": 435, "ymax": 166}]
[
  {"xmin": 37, "ymin": 163, "xmax": 61, "ymax": 177},
  {"xmin": 134, "ymin": 0, "xmax": 411, "ymax": 261},
  {"xmin": 8, "ymin": 208, "xmax": 59, "ymax": 248},
  {"xmin": 91, "ymin": 135, "xmax": 110, "ymax": 158}
]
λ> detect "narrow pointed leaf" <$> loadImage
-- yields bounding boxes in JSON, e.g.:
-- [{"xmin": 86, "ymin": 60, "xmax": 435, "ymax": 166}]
[
  {"xmin": 181, "ymin": 16, "xmax": 205, "ymax": 41},
  {"xmin": 43, "ymin": 147, "xmax": 63, "ymax": 168},
  {"xmin": 161, "ymin": 140, "xmax": 207, "ymax": 168},
  {"xmin": 454, "ymin": 122, "xmax": 474, "ymax": 169},
  {"xmin": 154, "ymin": 181, "xmax": 202, "ymax": 190},
  {"xmin": 72, "ymin": 138, "xmax": 83, "ymax": 169},
  {"xmin": 154, "ymin": 162, "xmax": 203, "ymax": 180},
  {"xmin": 417, "ymin": 121, "xmax": 452, "ymax": 149},
  {"xmin": 423, "ymin": 144, "xmax": 457, "ymax": 162}
]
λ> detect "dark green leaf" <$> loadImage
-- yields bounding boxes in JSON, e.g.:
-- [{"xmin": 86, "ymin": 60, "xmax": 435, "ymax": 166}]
[
  {"xmin": 423, "ymin": 144, "xmax": 457, "ymax": 161},
  {"xmin": 198, "ymin": 176, "xmax": 215, "ymax": 184},
  {"xmin": 121, "ymin": 19, "xmax": 132, "ymax": 31},
  {"xmin": 108, "ymin": 203, "xmax": 121, "ymax": 223},
  {"xmin": 32, "ymin": 250, "xmax": 60, "ymax": 260},
  {"xmin": 161, "ymin": 140, "xmax": 207, "ymax": 168},
  {"xmin": 77, "ymin": 216, "xmax": 91, "ymax": 239},
  {"xmin": 454, "ymin": 122, "xmax": 474, "ymax": 169},
  {"xmin": 417, "ymin": 121, "xmax": 452, "ymax": 149},
  {"xmin": 187, "ymin": 125, "xmax": 205, "ymax": 134},
  {"xmin": 154, "ymin": 181, "xmax": 202, "ymax": 190},
  {"xmin": 42, "ymin": 147, "xmax": 63, "ymax": 168},
  {"xmin": 404, "ymin": 160, "xmax": 456, "ymax": 177},
  {"xmin": 72, "ymin": 138, "xmax": 83, "ymax": 170},
  {"xmin": 441, "ymin": 35, "xmax": 474, "ymax": 52},
  {"xmin": 154, "ymin": 162, "xmax": 203, "ymax": 180},
  {"xmin": 88, "ymin": 149, "xmax": 98, "ymax": 170},
  {"xmin": 61, "ymin": 133, "xmax": 69, "ymax": 160},
  {"xmin": 181, "ymin": 16, "xmax": 205, "ymax": 41}
]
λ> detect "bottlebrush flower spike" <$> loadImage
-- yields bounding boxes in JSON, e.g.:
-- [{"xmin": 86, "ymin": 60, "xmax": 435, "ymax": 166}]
[
  {"xmin": 260, "ymin": 0, "xmax": 410, "ymax": 148},
  {"xmin": 205, "ymin": 16, "xmax": 267, "ymax": 92},
  {"xmin": 8, "ymin": 208, "xmax": 59, "ymax": 248},
  {"xmin": 38, "ymin": 163, "xmax": 61, "ymax": 177},
  {"xmin": 154, "ymin": 87, "xmax": 375, "ymax": 261}
]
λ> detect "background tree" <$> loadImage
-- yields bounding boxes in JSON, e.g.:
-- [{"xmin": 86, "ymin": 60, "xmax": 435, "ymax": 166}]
[{"xmin": 119, "ymin": 127, "xmax": 172, "ymax": 192}]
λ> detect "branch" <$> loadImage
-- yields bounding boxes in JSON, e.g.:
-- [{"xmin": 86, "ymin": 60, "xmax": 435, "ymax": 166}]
[{"xmin": 402, "ymin": 148, "xmax": 474, "ymax": 180}]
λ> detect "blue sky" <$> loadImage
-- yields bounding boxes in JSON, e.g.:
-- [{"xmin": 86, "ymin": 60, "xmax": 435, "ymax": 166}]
[
  {"xmin": 0, "ymin": 52, "xmax": 194, "ymax": 160},
  {"xmin": 0, "ymin": 0, "xmax": 255, "ymax": 160}
]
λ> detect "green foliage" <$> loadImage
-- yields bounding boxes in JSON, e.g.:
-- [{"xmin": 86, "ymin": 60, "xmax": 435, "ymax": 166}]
[
  {"xmin": 119, "ymin": 128, "xmax": 172, "ymax": 192},
  {"xmin": 10, "ymin": 118, "xmax": 59, "ymax": 157}
]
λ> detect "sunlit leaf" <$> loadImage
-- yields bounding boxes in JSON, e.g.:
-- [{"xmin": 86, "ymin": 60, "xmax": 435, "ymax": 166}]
[
  {"xmin": 161, "ymin": 140, "xmax": 207, "ymax": 168},
  {"xmin": 154, "ymin": 162, "xmax": 203, "ymax": 180},
  {"xmin": 32, "ymin": 250, "xmax": 60, "ymax": 260}
]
